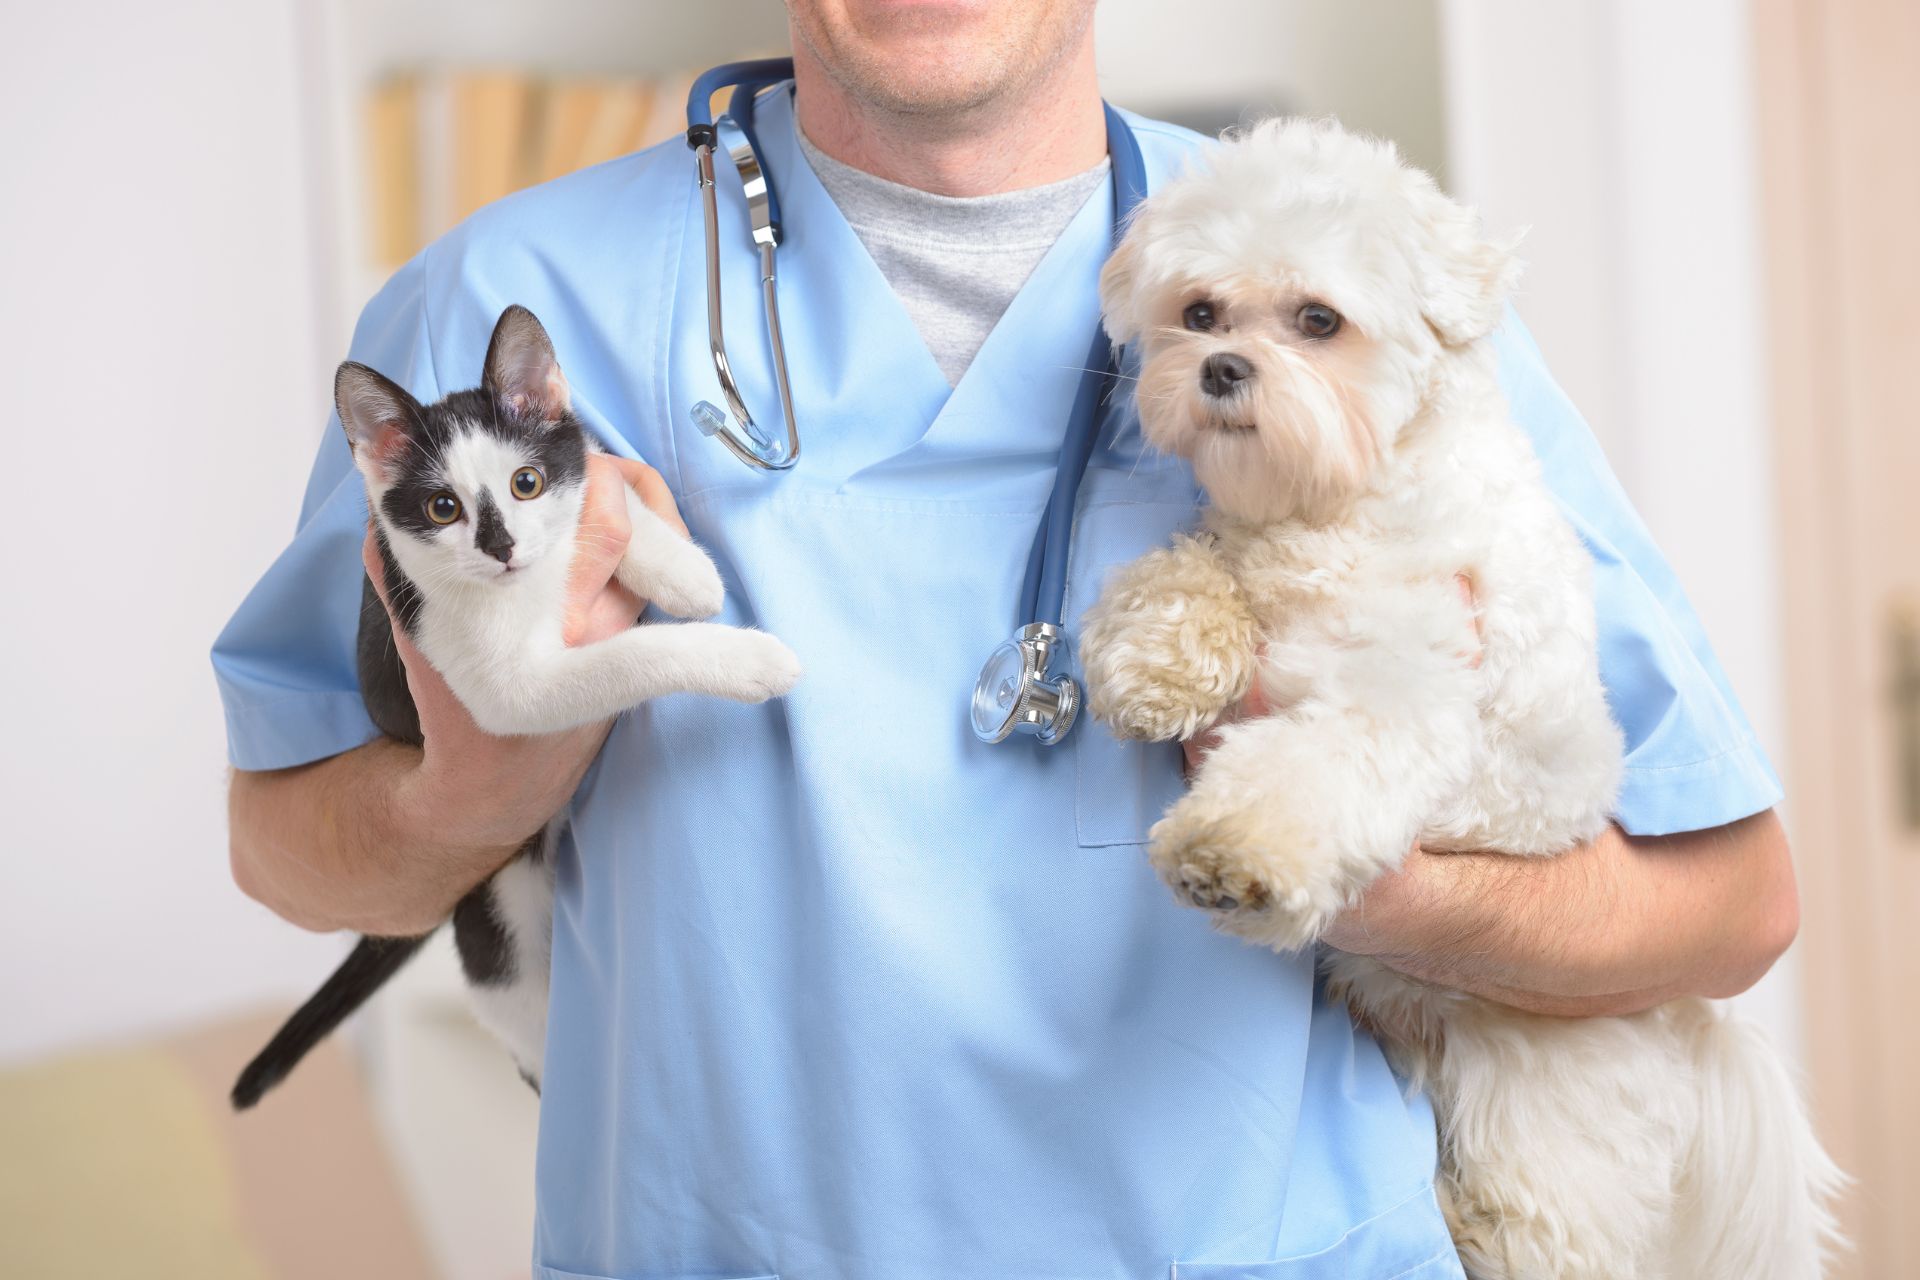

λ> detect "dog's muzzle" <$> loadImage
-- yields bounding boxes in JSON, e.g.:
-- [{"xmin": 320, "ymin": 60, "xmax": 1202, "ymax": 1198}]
[{"xmin": 1200, "ymin": 352, "xmax": 1254, "ymax": 399}]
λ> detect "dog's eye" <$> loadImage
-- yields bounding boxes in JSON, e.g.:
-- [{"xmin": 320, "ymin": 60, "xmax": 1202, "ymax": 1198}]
[
  {"xmin": 426, "ymin": 491, "xmax": 462, "ymax": 525},
  {"xmin": 1298, "ymin": 303, "xmax": 1343, "ymax": 339},
  {"xmin": 1182, "ymin": 300, "xmax": 1218, "ymax": 332},
  {"xmin": 510, "ymin": 466, "xmax": 545, "ymax": 500}
]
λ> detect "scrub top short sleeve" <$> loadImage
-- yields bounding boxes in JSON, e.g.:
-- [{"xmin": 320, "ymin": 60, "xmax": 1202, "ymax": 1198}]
[
  {"xmin": 1493, "ymin": 312, "xmax": 1783, "ymax": 836},
  {"xmin": 211, "ymin": 253, "xmax": 441, "ymax": 772}
]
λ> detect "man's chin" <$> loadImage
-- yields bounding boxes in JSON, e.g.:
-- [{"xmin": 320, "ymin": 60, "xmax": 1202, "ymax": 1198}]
[
  {"xmin": 825, "ymin": 50, "xmax": 1023, "ymax": 117},
  {"xmin": 792, "ymin": 0, "xmax": 1091, "ymax": 117}
]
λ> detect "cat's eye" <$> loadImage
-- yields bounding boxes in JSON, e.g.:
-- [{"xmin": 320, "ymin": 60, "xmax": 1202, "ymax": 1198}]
[
  {"xmin": 1182, "ymin": 300, "xmax": 1218, "ymax": 332},
  {"xmin": 426, "ymin": 491, "xmax": 462, "ymax": 525},
  {"xmin": 511, "ymin": 466, "xmax": 545, "ymax": 500},
  {"xmin": 1298, "ymin": 303, "xmax": 1343, "ymax": 338}
]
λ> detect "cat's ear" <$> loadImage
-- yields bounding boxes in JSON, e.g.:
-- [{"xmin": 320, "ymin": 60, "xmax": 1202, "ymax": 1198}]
[
  {"xmin": 334, "ymin": 362, "xmax": 421, "ymax": 485},
  {"xmin": 482, "ymin": 304, "xmax": 571, "ymax": 422}
]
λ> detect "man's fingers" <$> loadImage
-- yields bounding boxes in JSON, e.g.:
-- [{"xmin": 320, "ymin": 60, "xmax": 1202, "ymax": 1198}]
[
  {"xmin": 1182, "ymin": 651, "xmax": 1273, "ymax": 777},
  {"xmin": 1456, "ymin": 572, "xmax": 1484, "ymax": 669},
  {"xmin": 1181, "ymin": 731, "xmax": 1218, "ymax": 778},
  {"xmin": 580, "ymin": 456, "xmax": 636, "ymax": 551},
  {"xmin": 361, "ymin": 529, "xmax": 424, "ymax": 662},
  {"xmin": 359, "ymin": 526, "xmax": 438, "ymax": 681},
  {"xmin": 362, "ymin": 527, "xmax": 392, "ymax": 610},
  {"xmin": 606, "ymin": 455, "xmax": 689, "ymax": 538},
  {"xmin": 559, "ymin": 456, "xmax": 654, "ymax": 647}
]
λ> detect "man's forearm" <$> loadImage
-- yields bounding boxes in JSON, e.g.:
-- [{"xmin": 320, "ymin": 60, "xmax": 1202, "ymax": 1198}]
[
  {"xmin": 1326, "ymin": 811, "xmax": 1800, "ymax": 1017},
  {"xmin": 228, "ymin": 740, "xmax": 520, "ymax": 937}
]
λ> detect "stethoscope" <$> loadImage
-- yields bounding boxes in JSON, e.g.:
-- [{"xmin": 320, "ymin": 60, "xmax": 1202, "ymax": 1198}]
[{"xmin": 684, "ymin": 59, "xmax": 1147, "ymax": 747}]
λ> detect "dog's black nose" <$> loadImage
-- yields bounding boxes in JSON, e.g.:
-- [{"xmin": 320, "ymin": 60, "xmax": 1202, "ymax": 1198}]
[{"xmin": 1200, "ymin": 352, "xmax": 1254, "ymax": 398}]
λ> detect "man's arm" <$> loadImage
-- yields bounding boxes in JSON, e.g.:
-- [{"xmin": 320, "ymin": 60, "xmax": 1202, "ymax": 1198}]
[
  {"xmin": 228, "ymin": 456, "xmax": 684, "ymax": 937},
  {"xmin": 1181, "ymin": 582, "xmax": 1797, "ymax": 1018},
  {"xmin": 1320, "ymin": 810, "xmax": 1800, "ymax": 1017},
  {"xmin": 230, "ymin": 740, "xmax": 493, "ymax": 938},
  {"xmin": 228, "ymin": 724, "xmax": 603, "ymax": 937}
]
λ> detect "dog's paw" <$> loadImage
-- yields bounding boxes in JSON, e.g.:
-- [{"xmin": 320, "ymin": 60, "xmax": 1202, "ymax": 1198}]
[
  {"xmin": 1147, "ymin": 804, "xmax": 1350, "ymax": 952},
  {"xmin": 1090, "ymin": 679, "xmax": 1220, "ymax": 743},
  {"xmin": 710, "ymin": 630, "xmax": 803, "ymax": 702},
  {"xmin": 1083, "ymin": 655, "xmax": 1237, "ymax": 742},
  {"xmin": 1080, "ymin": 554, "xmax": 1255, "ymax": 742}
]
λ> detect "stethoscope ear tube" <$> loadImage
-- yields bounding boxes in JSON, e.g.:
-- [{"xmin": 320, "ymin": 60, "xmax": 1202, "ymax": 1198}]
[
  {"xmin": 686, "ymin": 60, "xmax": 802, "ymax": 470},
  {"xmin": 684, "ymin": 62, "xmax": 1148, "ymax": 744},
  {"xmin": 1021, "ymin": 103, "xmax": 1147, "ymax": 631},
  {"xmin": 1023, "ymin": 323, "xmax": 1122, "ymax": 629},
  {"xmin": 988, "ymin": 103, "xmax": 1149, "ymax": 746},
  {"xmin": 685, "ymin": 58, "xmax": 796, "ymax": 137}
]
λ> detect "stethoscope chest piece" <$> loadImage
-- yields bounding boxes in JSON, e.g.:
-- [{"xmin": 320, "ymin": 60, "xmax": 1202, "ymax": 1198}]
[
  {"xmin": 970, "ymin": 622, "xmax": 1080, "ymax": 746},
  {"xmin": 684, "ymin": 60, "xmax": 1146, "ymax": 749}
]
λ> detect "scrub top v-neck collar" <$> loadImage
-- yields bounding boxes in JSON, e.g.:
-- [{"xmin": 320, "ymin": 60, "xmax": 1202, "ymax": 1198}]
[{"xmin": 704, "ymin": 86, "xmax": 1118, "ymax": 499}]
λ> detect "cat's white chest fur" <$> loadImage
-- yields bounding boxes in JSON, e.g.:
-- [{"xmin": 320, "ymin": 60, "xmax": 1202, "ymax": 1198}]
[{"xmin": 412, "ymin": 553, "xmax": 572, "ymax": 689}]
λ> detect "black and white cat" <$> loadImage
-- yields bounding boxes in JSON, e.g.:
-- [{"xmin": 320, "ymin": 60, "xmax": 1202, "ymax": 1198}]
[{"xmin": 232, "ymin": 305, "xmax": 800, "ymax": 1107}]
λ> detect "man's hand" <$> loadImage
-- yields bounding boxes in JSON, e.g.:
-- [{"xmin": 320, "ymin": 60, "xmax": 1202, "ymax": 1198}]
[
  {"xmin": 229, "ymin": 455, "xmax": 688, "ymax": 936},
  {"xmin": 1175, "ymin": 576, "xmax": 1797, "ymax": 1015},
  {"xmin": 1317, "ymin": 813, "xmax": 1798, "ymax": 1017},
  {"xmin": 371, "ymin": 454, "xmax": 679, "ymax": 854}
]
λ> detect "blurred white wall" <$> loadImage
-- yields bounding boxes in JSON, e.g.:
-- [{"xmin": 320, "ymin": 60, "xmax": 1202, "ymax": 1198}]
[
  {"xmin": 0, "ymin": 0, "xmax": 346, "ymax": 1065},
  {"xmin": 1098, "ymin": 0, "xmax": 1447, "ymax": 176},
  {"xmin": 1441, "ymin": 0, "xmax": 1798, "ymax": 1058}
]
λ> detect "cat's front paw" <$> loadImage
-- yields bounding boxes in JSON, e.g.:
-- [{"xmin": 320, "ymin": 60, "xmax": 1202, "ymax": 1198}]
[
  {"xmin": 1148, "ymin": 801, "xmax": 1355, "ymax": 952},
  {"xmin": 709, "ymin": 630, "xmax": 803, "ymax": 702},
  {"xmin": 645, "ymin": 543, "xmax": 726, "ymax": 620}
]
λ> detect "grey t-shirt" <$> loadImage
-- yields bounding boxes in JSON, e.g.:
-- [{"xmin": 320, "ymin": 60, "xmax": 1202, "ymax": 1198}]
[{"xmin": 797, "ymin": 127, "xmax": 1109, "ymax": 386}]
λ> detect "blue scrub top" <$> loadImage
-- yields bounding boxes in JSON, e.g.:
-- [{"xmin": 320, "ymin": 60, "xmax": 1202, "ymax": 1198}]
[{"xmin": 213, "ymin": 89, "xmax": 1779, "ymax": 1280}]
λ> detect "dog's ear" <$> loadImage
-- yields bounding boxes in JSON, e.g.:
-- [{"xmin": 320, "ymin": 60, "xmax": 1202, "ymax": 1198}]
[
  {"xmin": 1099, "ymin": 225, "xmax": 1147, "ymax": 346},
  {"xmin": 1409, "ymin": 177, "xmax": 1523, "ymax": 347}
]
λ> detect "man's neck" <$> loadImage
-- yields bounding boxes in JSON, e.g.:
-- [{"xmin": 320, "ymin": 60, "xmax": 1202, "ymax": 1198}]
[{"xmin": 790, "ymin": 39, "xmax": 1106, "ymax": 198}]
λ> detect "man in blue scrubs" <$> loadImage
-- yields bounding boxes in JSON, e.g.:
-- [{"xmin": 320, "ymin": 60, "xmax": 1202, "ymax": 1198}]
[{"xmin": 218, "ymin": 3, "xmax": 1799, "ymax": 1276}]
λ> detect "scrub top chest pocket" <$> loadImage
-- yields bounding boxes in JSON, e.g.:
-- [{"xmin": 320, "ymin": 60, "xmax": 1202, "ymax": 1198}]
[{"xmin": 1067, "ymin": 466, "xmax": 1203, "ymax": 849}]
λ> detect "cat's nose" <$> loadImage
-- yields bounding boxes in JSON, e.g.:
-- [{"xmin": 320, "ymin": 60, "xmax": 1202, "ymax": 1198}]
[{"xmin": 474, "ymin": 502, "xmax": 516, "ymax": 565}]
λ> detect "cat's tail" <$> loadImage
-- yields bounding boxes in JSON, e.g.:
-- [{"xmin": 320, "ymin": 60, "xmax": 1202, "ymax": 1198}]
[
  {"xmin": 231, "ymin": 933, "xmax": 431, "ymax": 1110},
  {"xmin": 1672, "ymin": 1001, "xmax": 1848, "ymax": 1279}
]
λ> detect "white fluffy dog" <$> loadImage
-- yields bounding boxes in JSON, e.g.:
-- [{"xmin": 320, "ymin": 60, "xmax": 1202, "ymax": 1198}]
[{"xmin": 1078, "ymin": 119, "xmax": 1842, "ymax": 1280}]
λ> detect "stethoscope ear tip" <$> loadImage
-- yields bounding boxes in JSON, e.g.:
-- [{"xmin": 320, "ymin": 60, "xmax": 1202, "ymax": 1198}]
[{"xmin": 689, "ymin": 400, "xmax": 791, "ymax": 468}]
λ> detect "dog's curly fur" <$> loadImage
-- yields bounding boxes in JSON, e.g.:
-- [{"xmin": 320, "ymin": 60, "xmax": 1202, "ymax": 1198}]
[{"xmin": 1080, "ymin": 118, "xmax": 1843, "ymax": 1279}]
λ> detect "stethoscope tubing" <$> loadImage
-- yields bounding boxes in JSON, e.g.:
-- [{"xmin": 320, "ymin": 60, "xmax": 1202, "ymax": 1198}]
[
  {"xmin": 1020, "ymin": 103, "xmax": 1149, "ymax": 630},
  {"xmin": 687, "ymin": 61, "xmax": 1150, "ymax": 745},
  {"xmin": 687, "ymin": 60, "xmax": 803, "ymax": 469}
]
